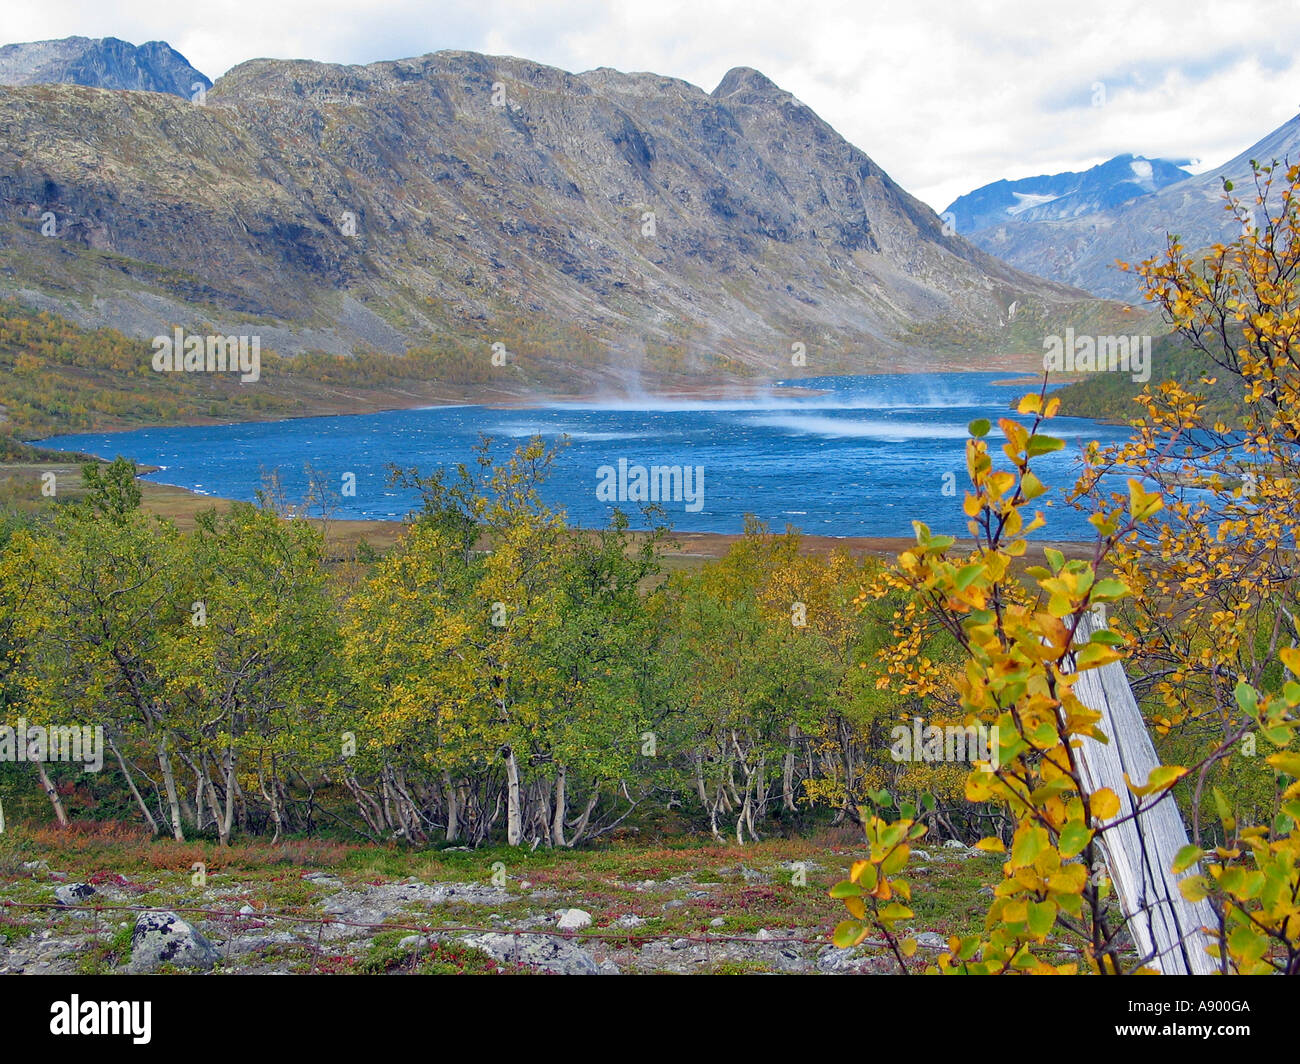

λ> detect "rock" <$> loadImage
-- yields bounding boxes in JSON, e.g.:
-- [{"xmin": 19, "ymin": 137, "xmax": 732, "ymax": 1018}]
[
  {"xmin": 943, "ymin": 839, "xmax": 966, "ymax": 849},
  {"xmin": 128, "ymin": 911, "xmax": 219, "ymax": 973},
  {"xmin": 911, "ymin": 849, "xmax": 934, "ymax": 862},
  {"xmin": 458, "ymin": 932, "xmax": 603, "ymax": 975},
  {"xmin": 0, "ymin": 37, "xmax": 211, "ymax": 97},
  {"xmin": 556, "ymin": 908, "xmax": 592, "ymax": 930},
  {"xmin": 669, "ymin": 938, "xmax": 691, "ymax": 950},
  {"xmin": 598, "ymin": 958, "xmax": 621, "ymax": 975},
  {"xmin": 662, "ymin": 899, "xmax": 685, "ymax": 910},
  {"xmin": 303, "ymin": 872, "xmax": 343, "ymax": 888},
  {"xmin": 756, "ymin": 928, "xmax": 773, "ymax": 941},
  {"xmin": 519, "ymin": 881, "xmax": 532, "ymax": 890},
  {"xmin": 914, "ymin": 931, "xmax": 947, "ymax": 949},
  {"xmin": 54, "ymin": 883, "xmax": 95, "ymax": 906},
  {"xmin": 613, "ymin": 914, "xmax": 646, "ymax": 928},
  {"xmin": 238, "ymin": 904, "xmax": 256, "ymax": 916},
  {"xmin": 709, "ymin": 917, "xmax": 726, "ymax": 928},
  {"xmin": 816, "ymin": 945, "xmax": 898, "ymax": 974},
  {"xmin": 740, "ymin": 867, "xmax": 769, "ymax": 884},
  {"xmin": 397, "ymin": 934, "xmax": 441, "ymax": 951}
]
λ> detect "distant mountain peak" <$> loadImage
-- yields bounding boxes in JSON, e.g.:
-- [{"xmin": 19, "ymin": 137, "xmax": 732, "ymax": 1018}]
[
  {"xmin": 0, "ymin": 35, "xmax": 211, "ymax": 97},
  {"xmin": 944, "ymin": 153, "xmax": 1192, "ymax": 235},
  {"xmin": 713, "ymin": 66, "xmax": 783, "ymax": 99},
  {"xmin": 948, "ymin": 113, "xmax": 1300, "ymax": 299}
]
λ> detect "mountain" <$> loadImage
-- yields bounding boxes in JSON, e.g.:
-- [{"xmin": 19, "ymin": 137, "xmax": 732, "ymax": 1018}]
[
  {"xmin": 0, "ymin": 36, "xmax": 211, "ymax": 98},
  {"xmin": 950, "ymin": 117, "xmax": 1300, "ymax": 300},
  {"xmin": 944, "ymin": 154, "xmax": 1191, "ymax": 235},
  {"xmin": 0, "ymin": 50, "xmax": 1112, "ymax": 390}
]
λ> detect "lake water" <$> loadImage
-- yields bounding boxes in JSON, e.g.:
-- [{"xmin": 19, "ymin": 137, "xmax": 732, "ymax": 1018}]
[{"xmin": 38, "ymin": 373, "xmax": 1129, "ymax": 539}]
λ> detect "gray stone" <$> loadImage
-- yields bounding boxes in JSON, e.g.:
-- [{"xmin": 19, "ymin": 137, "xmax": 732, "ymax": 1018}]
[
  {"xmin": 54, "ymin": 883, "xmax": 95, "ymax": 906},
  {"xmin": 458, "ymin": 932, "xmax": 603, "ymax": 975},
  {"xmin": 613, "ymin": 914, "xmax": 646, "ymax": 928},
  {"xmin": 914, "ymin": 931, "xmax": 947, "ymax": 949},
  {"xmin": 555, "ymin": 908, "xmax": 592, "ymax": 930},
  {"xmin": 709, "ymin": 917, "xmax": 726, "ymax": 927},
  {"xmin": 128, "ymin": 911, "xmax": 219, "ymax": 973},
  {"xmin": 303, "ymin": 872, "xmax": 344, "ymax": 888}
]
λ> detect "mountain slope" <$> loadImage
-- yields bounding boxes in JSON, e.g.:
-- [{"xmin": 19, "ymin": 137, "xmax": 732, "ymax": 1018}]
[
  {"xmin": 0, "ymin": 50, "xmax": 1109, "ymax": 387},
  {"xmin": 0, "ymin": 36, "xmax": 211, "ymax": 97},
  {"xmin": 959, "ymin": 117, "xmax": 1300, "ymax": 300},
  {"xmin": 945, "ymin": 154, "xmax": 1190, "ymax": 235}
]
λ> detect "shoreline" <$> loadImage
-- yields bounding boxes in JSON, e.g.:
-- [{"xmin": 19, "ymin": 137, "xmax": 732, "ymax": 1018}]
[
  {"xmin": 25, "ymin": 366, "xmax": 1050, "ymax": 446},
  {"xmin": 1, "ymin": 458, "xmax": 1098, "ymax": 562}
]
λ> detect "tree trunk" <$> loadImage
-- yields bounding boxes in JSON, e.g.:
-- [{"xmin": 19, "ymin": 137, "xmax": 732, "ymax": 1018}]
[
  {"xmin": 551, "ymin": 764, "xmax": 567, "ymax": 847},
  {"xmin": 110, "ymin": 737, "xmax": 157, "ymax": 835},
  {"xmin": 503, "ymin": 746, "xmax": 522, "ymax": 846},
  {"xmin": 443, "ymin": 771, "xmax": 460, "ymax": 842},
  {"xmin": 156, "ymin": 737, "xmax": 185, "ymax": 841},
  {"xmin": 782, "ymin": 725, "xmax": 798, "ymax": 812},
  {"xmin": 34, "ymin": 760, "xmax": 69, "ymax": 827},
  {"xmin": 565, "ymin": 787, "xmax": 600, "ymax": 848},
  {"xmin": 219, "ymin": 747, "xmax": 236, "ymax": 846}
]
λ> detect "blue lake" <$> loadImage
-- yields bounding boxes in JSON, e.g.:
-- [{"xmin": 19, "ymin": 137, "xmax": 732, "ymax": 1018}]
[{"xmin": 38, "ymin": 373, "xmax": 1130, "ymax": 539}]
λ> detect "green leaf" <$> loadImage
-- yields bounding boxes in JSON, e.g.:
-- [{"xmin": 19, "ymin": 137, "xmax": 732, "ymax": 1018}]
[
  {"xmin": 968, "ymin": 418, "xmax": 991, "ymax": 438},
  {"xmin": 832, "ymin": 920, "xmax": 866, "ymax": 948},
  {"xmin": 1090, "ymin": 578, "xmax": 1128, "ymax": 602},
  {"xmin": 1171, "ymin": 844, "xmax": 1202, "ymax": 875},
  {"xmin": 1021, "ymin": 471, "xmax": 1047, "ymax": 500},
  {"xmin": 954, "ymin": 563, "xmax": 983, "ymax": 591},
  {"xmin": 1025, "ymin": 434, "xmax": 1065, "ymax": 457},
  {"xmin": 1027, "ymin": 900, "xmax": 1056, "ymax": 938},
  {"xmin": 829, "ymin": 880, "xmax": 862, "ymax": 898},
  {"xmin": 1058, "ymin": 820, "xmax": 1092, "ymax": 858}
]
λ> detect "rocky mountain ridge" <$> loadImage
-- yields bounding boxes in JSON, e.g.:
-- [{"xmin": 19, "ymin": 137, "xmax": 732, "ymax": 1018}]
[{"xmin": 0, "ymin": 47, "xmax": 1111, "ymax": 385}]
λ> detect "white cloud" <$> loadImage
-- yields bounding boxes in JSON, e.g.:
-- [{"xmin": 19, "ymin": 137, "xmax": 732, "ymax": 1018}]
[{"xmin": 4, "ymin": 0, "xmax": 1299, "ymax": 211}]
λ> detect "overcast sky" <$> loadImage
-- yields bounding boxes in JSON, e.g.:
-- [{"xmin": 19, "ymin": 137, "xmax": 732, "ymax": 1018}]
[{"xmin": 3, "ymin": 0, "xmax": 1298, "ymax": 211}]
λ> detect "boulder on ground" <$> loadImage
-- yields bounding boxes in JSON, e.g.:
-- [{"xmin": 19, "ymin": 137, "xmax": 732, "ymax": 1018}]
[
  {"xmin": 54, "ymin": 883, "xmax": 95, "ymax": 906},
  {"xmin": 128, "ymin": 910, "xmax": 219, "ymax": 973}
]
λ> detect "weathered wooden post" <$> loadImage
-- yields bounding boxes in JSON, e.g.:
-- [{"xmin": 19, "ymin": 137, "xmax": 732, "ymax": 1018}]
[{"xmin": 1069, "ymin": 607, "xmax": 1219, "ymax": 973}]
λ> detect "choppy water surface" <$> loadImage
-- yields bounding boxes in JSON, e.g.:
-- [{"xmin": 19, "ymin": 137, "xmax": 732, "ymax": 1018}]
[{"xmin": 40, "ymin": 373, "xmax": 1129, "ymax": 539}]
